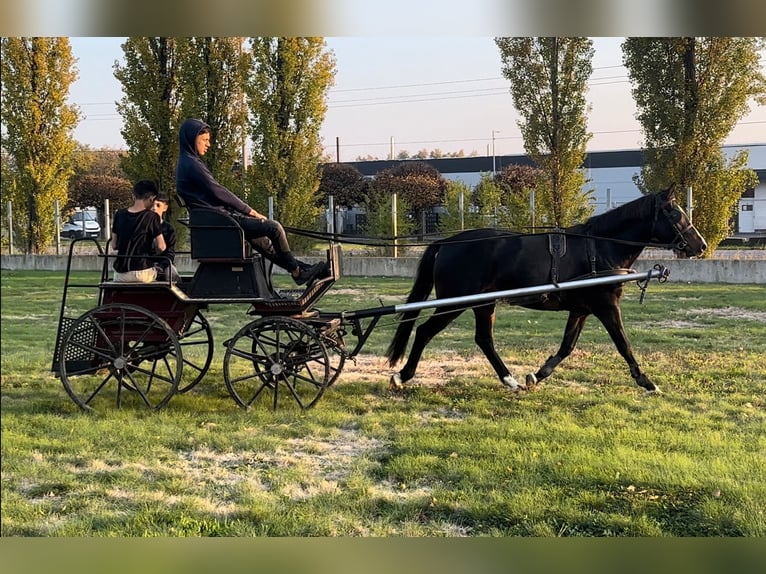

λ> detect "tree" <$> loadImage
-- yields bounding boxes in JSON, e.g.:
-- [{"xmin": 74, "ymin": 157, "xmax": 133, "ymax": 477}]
[
  {"xmin": 1, "ymin": 37, "xmax": 79, "ymax": 253},
  {"xmin": 176, "ymin": 37, "xmax": 249, "ymax": 197},
  {"xmin": 372, "ymin": 161, "xmax": 447, "ymax": 212},
  {"xmin": 439, "ymin": 179, "xmax": 483, "ymax": 233},
  {"xmin": 494, "ymin": 163, "xmax": 548, "ymax": 230},
  {"xmin": 495, "ymin": 37, "xmax": 595, "ymax": 227},
  {"xmin": 370, "ymin": 161, "xmax": 447, "ymax": 238},
  {"xmin": 361, "ymin": 184, "xmax": 416, "ymax": 256},
  {"xmin": 473, "ymin": 173, "xmax": 502, "ymax": 228},
  {"xmin": 68, "ymin": 145, "xmax": 133, "ymax": 215},
  {"xmin": 622, "ymin": 37, "xmax": 766, "ymax": 253},
  {"xmin": 68, "ymin": 175, "xmax": 133, "ymax": 211},
  {"xmin": 114, "ymin": 37, "xmax": 180, "ymax": 196},
  {"xmin": 71, "ymin": 144, "xmax": 130, "ymax": 180},
  {"xmin": 245, "ymin": 37, "xmax": 336, "ymax": 249},
  {"xmin": 317, "ymin": 162, "xmax": 368, "ymax": 208}
]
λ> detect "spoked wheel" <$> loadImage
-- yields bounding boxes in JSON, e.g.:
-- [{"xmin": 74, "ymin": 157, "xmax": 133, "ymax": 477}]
[
  {"xmin": 223, "ymin": 316, "xmax": 330, "ymax": 410},
  {"xmin": 174, "ymin": 310, "xmax": 214, "ymax": 393},
  {"xmin": 58, "ymin": 304, "xmax": 182, "ymax": 412},
  {"xmin": 320, "ymin": 330, "xmax": 346, "ymax": 387}
]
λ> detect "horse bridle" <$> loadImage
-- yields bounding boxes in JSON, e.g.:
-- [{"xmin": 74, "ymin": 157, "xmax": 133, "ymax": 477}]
[{"xmin": 653, "ymin": 195, "xmax": 696, "ymax": 252}]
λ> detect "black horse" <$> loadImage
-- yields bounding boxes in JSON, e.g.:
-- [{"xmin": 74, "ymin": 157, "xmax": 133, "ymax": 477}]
[{"xmin": 386, "ymin": 186, "xmax": 707, "ymax": 394}]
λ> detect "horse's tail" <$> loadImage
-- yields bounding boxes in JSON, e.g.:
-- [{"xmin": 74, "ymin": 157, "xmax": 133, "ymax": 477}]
[{"xmin": 385, "ymin": 242, "xmax": 440, "ymax": 367}]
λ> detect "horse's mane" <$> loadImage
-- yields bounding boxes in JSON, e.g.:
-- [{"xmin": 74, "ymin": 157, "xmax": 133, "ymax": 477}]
[{"xmin": 572, "ymin": 192, "xmax": 656, "ymax": 236}]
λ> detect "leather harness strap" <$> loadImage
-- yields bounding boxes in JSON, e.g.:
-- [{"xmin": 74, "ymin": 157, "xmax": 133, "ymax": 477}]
[{"xmin": 548, "ymin": 230, "xmax": 567, "ymax": 285}]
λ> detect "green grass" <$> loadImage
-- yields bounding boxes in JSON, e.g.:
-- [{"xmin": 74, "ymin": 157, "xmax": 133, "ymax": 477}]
[{"xmin": 1, "ymin": 270, "xmax": 765, "ymax": 536}]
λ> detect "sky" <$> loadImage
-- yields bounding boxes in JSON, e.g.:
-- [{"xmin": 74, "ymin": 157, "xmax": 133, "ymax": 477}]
[{"xmin": 68, "ymin": 37, "xmax": 766, "ymax": 162}]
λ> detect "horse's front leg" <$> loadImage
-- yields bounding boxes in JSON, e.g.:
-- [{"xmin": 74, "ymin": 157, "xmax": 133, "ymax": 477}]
[
  {"xmin": 593, "ymin": 304, "xmax": 659, "ymax": 393},
  {"xmin": 472, "ymin": 304, "xmax": 523, "ymax": 391},
  {"xmin": 527, "ymin": 311, "xmax": 589, "ymax": 387}
]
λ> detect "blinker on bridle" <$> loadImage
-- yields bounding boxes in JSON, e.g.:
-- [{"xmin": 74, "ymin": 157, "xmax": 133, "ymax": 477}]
[{"xmin": 652, "ymin": 194, "xmax": 694, "ymax": 251}]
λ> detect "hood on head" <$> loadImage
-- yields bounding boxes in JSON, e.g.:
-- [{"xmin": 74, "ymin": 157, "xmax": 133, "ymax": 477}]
[{"xmin": 179, "ymin": 118, "xmax": 210, "ymax": 156}]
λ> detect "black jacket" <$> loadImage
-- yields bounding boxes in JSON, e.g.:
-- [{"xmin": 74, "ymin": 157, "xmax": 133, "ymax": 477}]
[{"xmin": 175, "ymin": 118, "xmax": 250, "ymax": 215}]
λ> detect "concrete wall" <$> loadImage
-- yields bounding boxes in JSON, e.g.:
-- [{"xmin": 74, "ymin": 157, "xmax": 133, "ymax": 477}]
[{"xmin": 2, "ymin": 254, "xmax": 765, "ymax": 284}]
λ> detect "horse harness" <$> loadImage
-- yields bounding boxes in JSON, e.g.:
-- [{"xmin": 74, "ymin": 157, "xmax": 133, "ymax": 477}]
[{"xmin": 547, "ymin": 230, "xmax": 597, "ymax": 285}]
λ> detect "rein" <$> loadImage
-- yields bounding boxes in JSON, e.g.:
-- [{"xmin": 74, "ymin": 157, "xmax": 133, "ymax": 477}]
[
  {"xmin": 285, "ymin": 225, "xmax": 680, "ymax": 252},
  {"xmin": 287, "ymin": 192, "xmax": 693, "ymax": 253}
]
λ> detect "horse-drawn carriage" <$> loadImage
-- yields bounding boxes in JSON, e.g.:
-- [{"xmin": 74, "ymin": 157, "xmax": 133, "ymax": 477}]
[
  {"xmin": 51, "ymin": 186, "xmax": 706, "ymax": 412},
  {"xmin": 51, "ymin": 207, "xmax": 346, "ymax": 412}
]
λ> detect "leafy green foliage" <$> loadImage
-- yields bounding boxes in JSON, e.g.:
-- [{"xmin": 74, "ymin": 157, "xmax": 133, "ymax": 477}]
[
  {"xmin": 359, "ymin": 190, "xmax": 416, "ymax": 255},
  {"xmin": 439, "ymin": 180, "xmax": 483, "ymax": 233},
  {"xmin": 246, "ymin": 37, "xmax": 336, "ymax": 248},
  {"xmin": 495, "ymin": 37, "xmax": 594, "ymax": 227},
  {"xmin": 176, "ymin": 37, "xmax": 249, "ymax": 198},
  {"xmin": 114, "ymin": 37, "xmax": 180, "ymax": 197},
  {"xmin": 622, "ymin": 37, "xmax": 766, "ymax": 254},
  {"xmin": 473, "ymin": 164, "xmax": 550, "ymax": 230},
  {"xmin": 0, "ymin": 37, "xmax": 79, "ymax": 253}
]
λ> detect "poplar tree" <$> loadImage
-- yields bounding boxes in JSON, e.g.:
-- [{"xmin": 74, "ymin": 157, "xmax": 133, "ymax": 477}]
[
  {"xmin": 495, "ymin": 37, "xmax": 595, "ymax": 227},
  {"xmin": 245, "ymin": 37, "xmax": 336, "ymax": 244},
  {"xmin": 176, "ymin": 37, "xmax": 249, "ymax": 196},
  {"xmin": 622, "ymin": 37, "xmax": 766, "ymax": 253},
  {"xmin": 113, "ymin": 37, "xmax": 180, "ymax": 196},
  {"xmin": 1, "ymin": 37, "xmax": 79, "ymax": 253}
]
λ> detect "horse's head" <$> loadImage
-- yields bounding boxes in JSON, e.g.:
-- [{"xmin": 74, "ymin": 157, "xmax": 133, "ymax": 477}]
[{"xmin": 652, "ymin": 185, "xmax": 707, "ymax": 258}]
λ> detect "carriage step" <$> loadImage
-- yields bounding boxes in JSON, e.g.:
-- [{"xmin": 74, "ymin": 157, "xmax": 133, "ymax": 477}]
[{"xmin": 289, "ymin": 309, "xmax": 320, "ymax": 319}]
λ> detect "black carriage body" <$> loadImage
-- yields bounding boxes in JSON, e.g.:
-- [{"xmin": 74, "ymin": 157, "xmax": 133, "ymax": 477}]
[
  {"xmin": 187, "ymin": 259, "xmax": 273, "ymax": 299},
  {"xmin": 184, "ymin": 207, "xmax": 276, "ymax": 300}
]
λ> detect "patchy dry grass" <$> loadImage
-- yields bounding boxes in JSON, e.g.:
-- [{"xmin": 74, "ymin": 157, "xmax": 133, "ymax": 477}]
[{"xmin": 2, "ymin": 271, "xmax": 765, "ymax": 537}]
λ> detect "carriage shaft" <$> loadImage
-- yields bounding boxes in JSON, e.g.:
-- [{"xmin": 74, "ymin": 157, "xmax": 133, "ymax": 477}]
[{"xmin": 343, "ymin": 267, "xmax": 667, "ymax": 320}]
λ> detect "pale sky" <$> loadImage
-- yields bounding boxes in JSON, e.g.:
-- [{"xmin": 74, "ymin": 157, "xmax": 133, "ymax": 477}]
[{"xmin": 68, "ymin": 37, "xmax": 766, "ymax": 161}]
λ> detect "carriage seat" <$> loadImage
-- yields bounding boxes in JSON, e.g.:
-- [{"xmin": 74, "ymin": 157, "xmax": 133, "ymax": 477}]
[{"xmin": 188, "ymin": 207, "xmax": 253, "ymax": 261}]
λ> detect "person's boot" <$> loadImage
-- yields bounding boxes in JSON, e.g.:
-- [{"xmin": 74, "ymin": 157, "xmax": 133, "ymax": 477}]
[
  {"xmin": 293, "ymin": 262, "xmax": 322, "ymax": 285},
  {"xmin": 293, "ymin": 261, "xmax": 330, "ymax": 286}
]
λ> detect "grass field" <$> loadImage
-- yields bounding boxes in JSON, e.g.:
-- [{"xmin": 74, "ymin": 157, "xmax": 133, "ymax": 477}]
[{"xmin": 1, "ymin": 269, "xmax": 765, "ymax": 537}]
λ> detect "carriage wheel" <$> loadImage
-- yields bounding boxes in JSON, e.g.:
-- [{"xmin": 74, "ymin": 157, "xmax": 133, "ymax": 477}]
[
  {"xmin": 173, "ymin": 310, "xmax": 214, "ymax": 393},
  {"xmin": 223, "ymin": 316, "xmax": 330, "ymax": 410},
  {"xmin": 320, "ymin": 331, "xmax": 346, "ymax": 387},
  {"xmin": 58, "ymin": 304, "xmax": 182, "ymax": 412}
]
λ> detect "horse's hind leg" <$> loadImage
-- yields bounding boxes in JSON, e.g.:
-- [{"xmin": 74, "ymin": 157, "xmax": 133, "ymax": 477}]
[
  {"xmin": 390, "ymin": 307, "xmax": 464, "ymax": 389},
  {"xmin": 527, "ymin": 311, "xmax": 589, "ymax": 387},
  {"xmin": 593, "ymin": 304, "xmax": 659, "ymax": 393},
  {"xmin": 472, "ymin": 304, "xmax": 523, "ymax": 390}
]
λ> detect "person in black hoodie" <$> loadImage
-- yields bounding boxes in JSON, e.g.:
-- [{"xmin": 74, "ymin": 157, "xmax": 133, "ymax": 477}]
[{"xmin": 175, "ymin": 118, "xmax": 327, "ymax": 286}]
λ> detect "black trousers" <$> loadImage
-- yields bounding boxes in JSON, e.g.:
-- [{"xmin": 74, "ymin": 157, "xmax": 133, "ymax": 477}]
[{"xmin": 230, "ymin": 213, "xmax": 299, "ymax": 273}]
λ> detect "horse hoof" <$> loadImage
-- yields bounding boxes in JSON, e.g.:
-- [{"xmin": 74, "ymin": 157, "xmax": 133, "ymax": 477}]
[
  {"xmin": 502, "ymin": 375, "xmax": 525, "ymax": 392},
  {"xmin": 389, "ymin": 373, "xmax": 404, "ymax": 391},
  {"xmin": 525, "ymin": 373, "xmax": 538, "ymax": 387}
]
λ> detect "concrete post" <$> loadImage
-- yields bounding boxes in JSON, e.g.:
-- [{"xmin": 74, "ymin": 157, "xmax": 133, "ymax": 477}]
[
  {"xmin": 686, "ymin": 186, "xmax": 693, "ymax": 224},
  {"xmin": 54, "ymin": 200, "xmax": 61, "ymax": 255},
  {"xmin": 104, "ymin": 199, "xmax": 111, "ymax": 242},
  {"xmin": 392, "ymin": 193, "xmax": 398, "ymax": 258}
]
